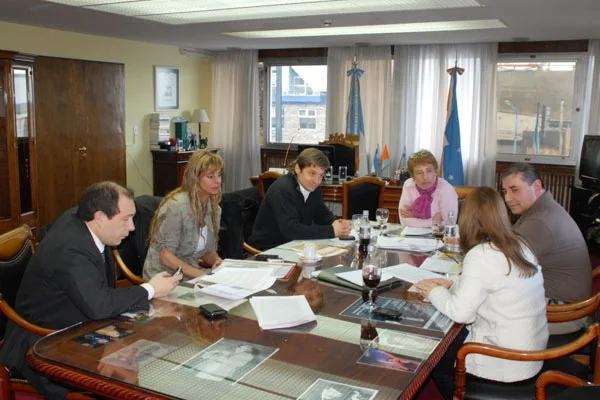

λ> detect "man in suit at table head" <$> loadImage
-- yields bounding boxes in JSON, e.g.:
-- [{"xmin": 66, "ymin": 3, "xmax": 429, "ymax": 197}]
[
  {"xmin": 0, "ymin": 181, "xmax": 182, "ymax": 399},
  {"xmin": 501, "ymin": 163, "xmax": 592, "ymax": 334},
  {"xmin": 248, "ymin": 148, "xmax": 352, "ymax": 251}
]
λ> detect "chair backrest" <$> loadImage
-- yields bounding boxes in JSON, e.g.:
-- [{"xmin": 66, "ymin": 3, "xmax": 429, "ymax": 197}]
[
  {"xmin": 219, "ymin": 187, "xmax": 262, "ymax": 259},
  {"xmin": 257, "ymin": 171, "xmax": 282, "ymax": 196},
  {"xmin": 0, "ymin": 225, "xmax": 34, "ymax": 339},
  {"xmin": 320, "ymin": 138, "xmax": 359, "ymax": 177},
  {"xmin": 342, "ymin": 176, "xmax": 386, "ymax": 220},
  {"xmin": 117, "ymin": 195, "xmax": 163, "ymax": 277}
]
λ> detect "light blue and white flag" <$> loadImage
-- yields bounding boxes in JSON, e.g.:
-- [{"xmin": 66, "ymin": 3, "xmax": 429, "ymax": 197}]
[
  {"xmin": 373, "ymin": 144, "xmax": 381, "ymax": 174},
  {"xmin": 442, "ymin": 63, "xmax": 464, "ymax": 185},
  {"xmin": 345, "ymin": 61, "xmax": 365, "ymax": 136}
]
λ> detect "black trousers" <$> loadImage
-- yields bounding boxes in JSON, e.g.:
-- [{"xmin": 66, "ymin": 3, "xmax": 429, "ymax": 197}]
[{"xmin": 432, "ymin": 326, "xmax": 469, "ymax": 400}]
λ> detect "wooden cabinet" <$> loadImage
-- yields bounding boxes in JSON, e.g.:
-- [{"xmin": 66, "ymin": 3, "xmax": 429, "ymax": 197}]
[
  {"xmin": 0, "ymin": 51, "xmax": 37, "ymax": 234},
  {"xmin": 151, "ymin": 149, "xmax": 219, "ymax": 196}
]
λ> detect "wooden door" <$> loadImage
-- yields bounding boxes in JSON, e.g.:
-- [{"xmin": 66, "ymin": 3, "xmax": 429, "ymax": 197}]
[{"xmin": 34, "ymin": 57, "xmax": 126, "ymax": 227}]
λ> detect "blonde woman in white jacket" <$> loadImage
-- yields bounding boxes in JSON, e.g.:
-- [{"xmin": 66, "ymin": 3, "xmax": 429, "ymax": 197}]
[{"xmin": 415, "ymin": 187, "xmax": 549, "ymax": 400}]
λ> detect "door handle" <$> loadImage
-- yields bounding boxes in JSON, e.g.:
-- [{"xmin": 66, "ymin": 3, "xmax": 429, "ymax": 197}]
[{"xmin": 78, "ymin": 146, "xmax": 87, "ymax": 152}]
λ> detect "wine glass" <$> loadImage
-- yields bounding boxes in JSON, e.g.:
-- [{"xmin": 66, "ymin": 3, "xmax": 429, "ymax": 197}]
[
  {"xmin": 375, "ymin": 208, "xmax": 389, "ymax": 230},
  {"xmin": 432, "ymin": 222, "xmax": 445, "ymax": 251},
  {"xmin": 362, "ymin": 259, "xmax": 382, "ymax": 310}
]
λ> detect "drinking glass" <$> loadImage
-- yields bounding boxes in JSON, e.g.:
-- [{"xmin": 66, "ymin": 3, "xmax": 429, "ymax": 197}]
[
  {"xmin": 432, "ymin": 222, "xmax": 445, "ymax": 250},
  {"xmin": 360, "ymin": 320, "xmax": 379, "ymax": 351},
  {"xmin": 339, "ymin": 166, "xmax": 348, "ymax": 181},
  {"xmin": 375, "ymin": 208, "xmax": 389, "ymax": 230},
  {"xmin": 352, "ymin": 214, "xmax": 363, "ymax": 233},
  {"xmin": 362, "ymin": 257, "xmax": 382, "ymax": 310}
]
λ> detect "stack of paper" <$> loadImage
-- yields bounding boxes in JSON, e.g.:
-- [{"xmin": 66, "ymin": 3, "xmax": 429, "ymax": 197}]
[
  {"xmin": 384, "ymin": 263, "xmax": 442, "ymax": 283},
  {"xmin": 377, "ymin": 236, "xmax": 439, "ymax": 252},
  {"xmin": 420, "ymin": 254, "xmax": 461, "ymax": 274},
  {"xmin": 196, "ymin": 267, "xmax": 276, "ymax": 300},
  {"xmin": 250, "ymin": 296, "xmax": 316, "ymax": 330},
  {"xmin": 213, "ymin": 259, "xmax": 295, "ymax": 279},
  {"xmin": 402, "ymin": 227, "xmax": 433, "ymax": 236}
]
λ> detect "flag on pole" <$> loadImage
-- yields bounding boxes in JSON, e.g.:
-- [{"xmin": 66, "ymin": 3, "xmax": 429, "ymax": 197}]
[
  {"xmin": 373, "ymin": 145, "xmax": 381, "ymax": 174},
  {"xmin": 399, "ymin": 146, "xmax": 407, "ymax": 171},
  {"xmin": 345, "ymin": 60, "xmax": 365, "ymax": 136},
  {"xmin": 442, "ymin": 63, "xmax": 464, "ymax": 186},
  {"xmin": 380, "ymin": 145, "xmax": 390, "ymax": 171}
]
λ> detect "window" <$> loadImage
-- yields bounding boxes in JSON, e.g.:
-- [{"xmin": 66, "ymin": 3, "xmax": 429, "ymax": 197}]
[
  {"xmin": 298, "ymin": 109, "xmax": 316, "ymax": 129},
  {"xmin": 495, "ymin": 55, "xmax": 586, "ymax": 164},
  {"xmin": 265, "ymin": 65, "xmax": 327, "ymax": 144}
]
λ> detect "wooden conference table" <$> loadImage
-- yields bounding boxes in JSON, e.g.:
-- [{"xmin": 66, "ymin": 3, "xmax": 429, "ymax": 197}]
[{"xmin": 27, "ymin": 240, "xmax": 461, "ymax": 400}]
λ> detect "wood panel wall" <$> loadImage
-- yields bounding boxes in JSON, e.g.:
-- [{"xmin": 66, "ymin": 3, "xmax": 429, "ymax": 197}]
[{"xmin": 34, "ymin": 56, "xmax": 126, "ymax": 227}]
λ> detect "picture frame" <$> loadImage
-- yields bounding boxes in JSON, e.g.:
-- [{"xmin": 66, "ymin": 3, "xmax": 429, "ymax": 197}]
[{"xmin": 154, "ymin": 66, "xmax": 179, "ymax": 111}]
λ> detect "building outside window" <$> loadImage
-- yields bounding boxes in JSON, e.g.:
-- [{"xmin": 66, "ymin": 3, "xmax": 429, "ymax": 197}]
[
  {"xmin": 495, "ymin": 55, "xmax": 586, "ymax": 164},
  {"xmin": 266, "ymin": 65, "xmax": 327, "ymax": 144}
]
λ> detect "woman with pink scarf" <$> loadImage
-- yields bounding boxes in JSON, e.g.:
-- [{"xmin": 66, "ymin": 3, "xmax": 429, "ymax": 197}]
[{"xmin": 398, "ymin": 149, "xmax": 458, "ymax": 227}]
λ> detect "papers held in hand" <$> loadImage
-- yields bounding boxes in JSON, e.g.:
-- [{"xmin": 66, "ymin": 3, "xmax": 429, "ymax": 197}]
[{"xmin": 250, "ymin": 295, "xmax": 316, "ymax": 330}]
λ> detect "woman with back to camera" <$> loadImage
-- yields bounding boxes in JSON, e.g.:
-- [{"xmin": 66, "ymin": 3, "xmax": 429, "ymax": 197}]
[
  {"xmin": 414, "ymin": 187, "xmax": 548, "ymax": 399},
  {"xmin": 143, "ymin": 150, "xmax": 224, "ymax": 281},
  {"xmin": 398, "ymin": 149, "xmax": 458, "ymax": 227}
]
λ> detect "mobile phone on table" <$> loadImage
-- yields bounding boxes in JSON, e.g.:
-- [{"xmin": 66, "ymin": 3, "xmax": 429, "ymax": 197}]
[
  {"xmin": 339, "ymin": 235, "xmax": 356, "ymax": 241},
  {"xmin": 372, "ymin": 307, "xmax": 402, "ymax": 320},
  {"xmin": 199, "ymin": 303, "xmax": 227, "ymax": 319},
  {"xmin": 172, "ymin": 266, "xmax": 183, "ymax": 276}
]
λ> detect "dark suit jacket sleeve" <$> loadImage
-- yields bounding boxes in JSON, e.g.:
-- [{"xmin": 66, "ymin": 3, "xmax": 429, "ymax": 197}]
[
  {"xmin": 57, "ymin": 247, "xmax": 149, "ymax": 320},
  {"xmin": 272, "ymin": 186, "xmax": 335, "ymax": 241},
  {"xmin": 312, "ymin": 189, "xmax": 336, "ymax": 225}
]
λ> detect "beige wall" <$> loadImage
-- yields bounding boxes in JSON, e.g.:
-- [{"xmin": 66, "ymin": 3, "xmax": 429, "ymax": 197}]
[{"xmin": 0, "ymin": 22, "xmax": 212, "ymax": 195}]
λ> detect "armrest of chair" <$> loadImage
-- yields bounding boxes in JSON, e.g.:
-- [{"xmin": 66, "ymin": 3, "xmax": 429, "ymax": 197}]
[
  {"xmin": 593, "ymin": 266, "xmax": 600, "ymax": 280},
  {"xmin": 535, "ymin": 370, "xmax": 592, "ymax": 400},
  {"xmin": 111, "ymin": 249, "xmax": 146, "ymax": 286},
  {"xmin": 0, "ymin": 294, "xmax": 54, "ymax": 337},
  {"xmin": 546, "ymin": 292, "xmax": 600, "ymax": 322},
  {"xmin": 453, "ymin": 323, "xmax": 600, "ymax": 400},
  {"xmin": 243, "ymin": 242, "xmax": 261, "ymax": 255}
]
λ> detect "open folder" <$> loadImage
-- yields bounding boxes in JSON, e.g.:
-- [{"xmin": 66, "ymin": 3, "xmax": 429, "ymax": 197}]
[{"xmin": 315, "ymin": 265, "xmax": 404, "ymax": 292}]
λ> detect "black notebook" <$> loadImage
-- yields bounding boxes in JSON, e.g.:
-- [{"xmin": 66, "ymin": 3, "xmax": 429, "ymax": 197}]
[{"xmin": 316, "ymin": 266, "xmax": 405, "ymax": 292}]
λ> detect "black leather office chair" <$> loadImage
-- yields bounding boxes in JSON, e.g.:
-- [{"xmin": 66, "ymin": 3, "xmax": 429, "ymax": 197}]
[
  {"xmin": 219, "ymin": 187, "xmax": 262, "ymax": 259},
  {"xmin": 342, "ymin": 176, "xmax": 385, "ymax": 220}
]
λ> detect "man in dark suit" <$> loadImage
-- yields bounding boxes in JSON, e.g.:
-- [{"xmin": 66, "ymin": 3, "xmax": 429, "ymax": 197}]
[{"xmin": 0, "ymin": 181, "xmax": 181, "ymax": 399}]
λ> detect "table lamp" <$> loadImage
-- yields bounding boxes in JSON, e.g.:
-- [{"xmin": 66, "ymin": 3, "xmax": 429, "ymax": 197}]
[{"xmin": 193, "ymin": 109, "xmax": 210, "ymax": 136}]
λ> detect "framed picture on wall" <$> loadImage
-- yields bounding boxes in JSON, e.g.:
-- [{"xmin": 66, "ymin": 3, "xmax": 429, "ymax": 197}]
[{"xmin": 154, "ymin": 66, "xmax": 179, "ymax": 111}]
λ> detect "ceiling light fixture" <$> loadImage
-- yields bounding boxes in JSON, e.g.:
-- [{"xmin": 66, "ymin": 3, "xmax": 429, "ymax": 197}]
[{"xmin": 226, "ymin": 19, "xmax": 506, "ymax": 39}]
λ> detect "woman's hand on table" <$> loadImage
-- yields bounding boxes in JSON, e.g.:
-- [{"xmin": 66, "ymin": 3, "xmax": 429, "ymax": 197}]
[{"xmin": 414, "ymin": 278, "xmax": 453, "ymax": 297}]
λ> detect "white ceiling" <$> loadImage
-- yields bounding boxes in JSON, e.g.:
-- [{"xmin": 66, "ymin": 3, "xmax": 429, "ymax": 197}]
[{"xmin": 0, "ymin": 0, "xmax": 599, "ymax": 52}]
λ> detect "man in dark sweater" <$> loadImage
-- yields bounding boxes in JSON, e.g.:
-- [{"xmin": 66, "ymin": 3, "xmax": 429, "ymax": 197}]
[
  {"xmin": 502, "ymin": 163, "xmax": 592, "ymax": 334},
  {"xmin": 249, "ymin": 148, "xmax": 352, "ymax": 250}
]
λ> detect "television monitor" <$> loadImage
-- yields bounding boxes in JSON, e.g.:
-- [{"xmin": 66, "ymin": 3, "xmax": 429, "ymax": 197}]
[
  {"xmin": 579, "ymin": 135, "xmax": 600, "ymax": 189},
  {"xmin": 296, "ymin": 144, "xmax": 336, "ymax": 172}
]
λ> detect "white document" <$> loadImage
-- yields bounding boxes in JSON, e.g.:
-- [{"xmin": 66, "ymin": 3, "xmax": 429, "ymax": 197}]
[
  {"xmin": 250, "ymin": 295, "xmax": 316, "ymax": 330},
  {"xmin": 402, "ymin": 227, "xmax": 433, "ymax": 236},
  {"xmin": 212, "ymin": 259, "xmax": 294, "ymax": 279},
  {"xmin": 199, "ymin": 267, "xmax": 275, "ymax": 290},
  {"xmin": 196, "ymin": 277, "xmax": 275, "ymax": 300},
  {"xmin": 335, "ymin": 269, "xmax": 395, "ymax": 287},
  {"xmin": 385, "ymin": 263, "xmax": 443, "ymax": 283},
  {"xmin": 376, "ymin": 236, "xmax": 439, "ymax": 252},
  {"xmin": 419, "ymin": 256, "xmax": 457, "ymax": 273}
]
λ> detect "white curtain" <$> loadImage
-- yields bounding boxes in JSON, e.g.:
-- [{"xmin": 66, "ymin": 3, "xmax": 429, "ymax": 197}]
[
  {"xmin": 583, "ymin": 39, "xmax": 600, "ymax": 137},
  {"xmin": 326, "ymin": 46, "xmax": 393, "ymax": 175},
  {"xmin": 392, "ymin": 43, "xmax": 497, "ymax": 186},
  {"xmin": 211, "ymin": 50, "xmax": 261, "ymax": 193}
]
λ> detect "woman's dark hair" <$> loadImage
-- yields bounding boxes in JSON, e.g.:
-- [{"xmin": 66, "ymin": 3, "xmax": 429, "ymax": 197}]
[
  {"xmin": 459, "ymin": 186, "xmax": 538, "ymax": 277},
  {"xmin": 76, "ymin": 181, "xmax": 134, "ymax": 221}
]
